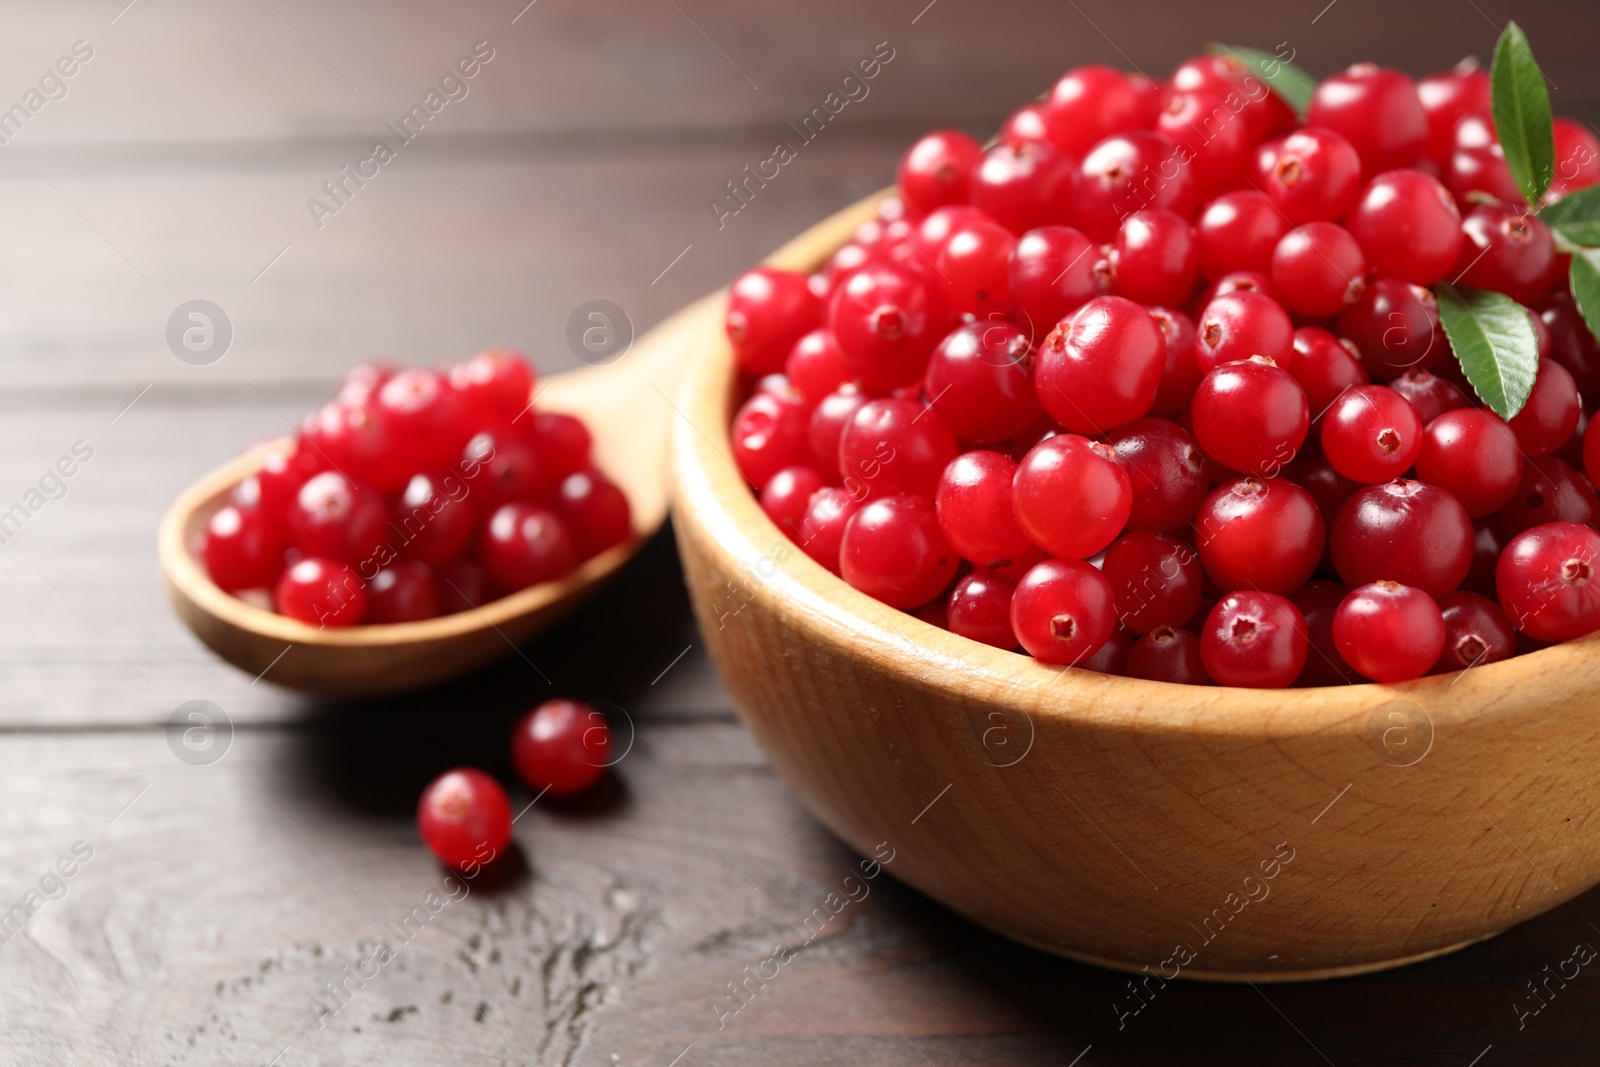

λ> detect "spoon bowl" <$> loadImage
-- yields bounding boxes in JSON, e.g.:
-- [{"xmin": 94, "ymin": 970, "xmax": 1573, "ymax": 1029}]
[{"xmin": 158, "ymin": 292, "xmax": 715, "ymax": 696}]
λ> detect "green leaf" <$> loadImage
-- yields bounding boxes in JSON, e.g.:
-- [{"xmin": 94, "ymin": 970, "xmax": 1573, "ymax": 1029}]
[
  {"xmin": 1434, "ymin": 283, "xmax": 1541, "ymax": 420},
  {"xmin": 1206, "ymin": 43, "xmax": 1316, "ymax": 118},
  {"xmin": 1569, "ymin": 249, "xmax": 1600, "ymax": 348},
  {"xmin": 1540, "ymin": 183, "xmax": 1600, "ymax": 247},
  {"xmin": 1490, "ymin": 21, "xmax": 1555, "ymax": 206}
]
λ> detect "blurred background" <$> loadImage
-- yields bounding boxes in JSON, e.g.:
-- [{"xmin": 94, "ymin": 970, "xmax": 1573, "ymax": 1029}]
[{"xmin": 0, "ymin": 1, "xmax": 1597, "ymax": 1064}]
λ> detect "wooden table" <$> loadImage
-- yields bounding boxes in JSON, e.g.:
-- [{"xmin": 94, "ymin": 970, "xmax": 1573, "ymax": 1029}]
[{"xmin": 3, "ymin": 1, "xmax": 1597, "ymax": 1062}]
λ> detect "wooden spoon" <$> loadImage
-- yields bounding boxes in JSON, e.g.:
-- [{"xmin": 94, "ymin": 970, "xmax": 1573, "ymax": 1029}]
[{"xmin": 158, "ymin": 290, "xmax": 720, "ymax": 696}]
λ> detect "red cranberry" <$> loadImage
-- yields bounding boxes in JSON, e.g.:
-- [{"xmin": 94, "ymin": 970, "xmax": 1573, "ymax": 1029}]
[
  {"xmin": 1074, "ymin": 131, "xmax": 1198, "ymax": 244},
  {"xmin": 394, "ymin": 473, "xmax": 474, "ymax": 569},
  {"xmin": 449, "ymin": 348, "xmax": 535, "ymax": 425},
  {"xmin": 1034, "ymin": 295, "xmax": 1165, "ymax": 433},
  {"xmin": 1552, "ymin": 117, "xmax": 1600, "ymax": 196},
  {"xmin": 1331, "ymin": 480, "xmax": 1474, "ymax": 596},
  {"xmin": 807, "ymin": 385, "xmax": 867, "ymax": 482},
  {"xmin": 1452, "ymin": 205, "xmax": 1561, "ymax": 306},
  {"xmin": 1105, "ymin": 417, "xmax": 1207, "ymax": 531},
  {"xmin": 275, "ymin": 557, "xmax": 367, "ymax": 627},
  {"xmin": 1307, "ymin": 64, "xmax": 1428, "ymax": 176},
  {"xmin": 1320, "ymin": 384, "xmax": 1422, "ymax": 484},
  {"xmin": 784, "ymin": 329, "xmax": 851, "ymax": 402},
  {"xmin": 1127, "ymin": 625, "xmax": 1211, "ymax": 684},
  {"xmin": 731, "ymin": 389, "xmax": 811, "ymax": 491},
  {"xmin": 1389, "ymin": 368, "xmax": 1469, "ymax": 426},
  {"xmin": 335, "ymin": 360, "xmax": 396, "ymax": 408},
  {"xmin": 1194, "ymin": 476, "xmax": 1325, "ymax": 595},
  {"xmin": 1191, "ymin": 358, "xmax": 1310, "ymax": 477},
  {"xmin": 1292, "ymin": 446, "xmax": 1362, "ymax": 526},
  {"xmin": 299, "ymin": 401, "xmax": 407, "ymax": 494},
  {"xmin": 828, "ymin": 261, "xmax": 951, "ymax": 391},
  {"xmin": 1007, "ymin": 225, "xmax": 1102, "ymax": 341},
  {"xmin": 1509, "ymin": 359, "xmax": 1582, "ymax": 458},
  {"xmin": 1497, "ymin": 521, "xmax": 1600, "ymax": 641},
  {"xmin": 838, "ymin": 397, "xmax": 958, "ymax": 501},
  {"xmin": 971, "ymin": 140, "xmax": 1075, "ymax": 234},
  {"xmin": 1292, "ymin": 580, "xmax": 1361, "ymax": 686},
  {"xmin": 1587, "ymin": 415, "xmax": 1600, "ymax": 487},
  {"xmin": 794, "ymin": 487, "xmax": 860, "ymax": 574},
  {"xmin": 1148, "ymin": 307, "xmax": 1202, "ymax": 417},
  {"xmin": 1346, "ymin": 170, "xmax": 1463, "ymax": 286},
  {"xmin": 437, "ymin": 558, "xmax": 492, "ymax": 613},
  {"xmin": 367, "ymin": 559, "xmax": 440, "ymax": 624},
  {"xmin": 1111, "ymin": 209, "xmax": 1199, "ymax": 308},
  {"xmin": 840, "ymin": 493, "xmax": 957, "ymax": 609},
  {"xmin": 999, "ymin": 102, "xmax": 1050, "ymax": 146},
  {"xmin": 416, "ymin": 768, "xmax": 512, "ymax": 870},
  {"xmin": 1291, "ymin": 327, "xmax": 1370, "ymax": 421},
  {"xmin": 1431, "ymin": 590, "xmax": 1516, "ymax": 674},
  {"xmin": 914, "ymin": 205, "xmax": 991, "ymax": 260},
  {"xmin": 1079, "ymin": 626, "xmax": 1136, "ymax": 674},
  {"xmin": 1540, "ymin": 292, "xmax": 1600, "ymax": 402},
  {"xmin": 727, "ymin": 268, "xmax": 823, "ymax": 377},
  {"xmin": 1194, "ymin": 290, "xmax": 1293, "ymax": 374},
  {"xmin": 923, "ymin": 320, "xmax": 1040, "ymax": 443},
  {"xmin": 1200, "ymin": 591, "xmax": 1307, "ymax": 688},
  {"xmin": 558, "ymin": 470, "xmax": 634, "ymax": 557},
  {"xmin": 512, "ymin": 699, "xmax": 610, "ymax": 796},
  {"xmin": 1333, "ymin": 580, "xmax": 1444, "ymax": 682},
  {"xmin": 529, "ymin": 412, "xmax": 592, "ymax": 479},
  {"xmin": 1169, "ymin": 54, "xmax": 1294, "ymax": 141},
  {"xmin": 1497, "ymin": 456, "xmax": 1599, "ymax": 535},
  {"xmin": 462, "ymin": 429, "xmax": 546, "ymax": 514},
  {"xmin": 897, "ymin": 130, "xmax": 983, "ymax": 218},
  {"xmin": 377, "ymin": 369, "xmax": 471, "ymax": 474},
  {"xmin": 1271, "ymin": 223, "xmax": 1367, "ymax": 318},
  {"xmin": 1010, "ymin": 557, "xmax": 1116, "ymax": 665},
  {"xmin": 289, "ymin": 472, "xmax": 388, "ymax": 566},
  {"xmin": 1418, "ymin": 61, "xmax": 1491, "ymax": 169},
  {"xmin": 1466, "ymin": 520, "xmax": 1507, "ymax": 596},
  {"xmin": 1013, "ymin": 434, "xmax": 1131, "ymax": 558},
  {"xmin": 1102, "ymin": 531, "xmax": 1204, "ymax": 633},
  {"xmin": 1253, "ymin": 127, "xmax": 1363, "ymax": 223},
  {"xmin": 1416, "ymin": 409, "xmax": 1524, "ymax": 517},
  {"xmin": 1156, "ymin": 91, "xmax": 1252, "ymax": 197},
  {"xmin": 937, "ymin": 219, "xmax": 1017, "ymax": 317},
  {"xmin": 1194, "ymin": 191, "xmax": 1289, "ymax": 279},
  {"xmin": 478, "ymin": 503, "xmax": 579, "ymax": 592},
  {"xmin": 1445, "ymin": 142, "xmax": 1523, "ymax": 207},
  {"xmin": 1337, "ymin": 279, "xmax": 1446, "ymax": 381},
  {"xmin": 1045, "ymin": 65, "xmax": 1153, "ymax": 157},
  {"xmin": 936, "ymin": 451, "xmax": 1032, "ymax": 569},
  {"xmin": 946, "ymin": 571, "xmax": 1019, "ymax": 650},
  {"xmin": 1197, "ymin": 270, "xmax": 1280, "ymax": 309},
  {"xmin": 199, "ymin": 503, "xmax": 285, "ymax": 593}
]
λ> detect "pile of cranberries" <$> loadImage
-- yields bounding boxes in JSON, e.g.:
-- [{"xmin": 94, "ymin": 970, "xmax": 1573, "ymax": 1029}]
[
  {"xmin": 725, "ymin": 53, "xmax": 1600, "ymax": 688},
  {"xmin": 417, "ymin": 698, "xmax": 612, "ymax": 870},
  {"xmin": 196, "ymin": 350, "xmax": 631, "ymax": 628}
]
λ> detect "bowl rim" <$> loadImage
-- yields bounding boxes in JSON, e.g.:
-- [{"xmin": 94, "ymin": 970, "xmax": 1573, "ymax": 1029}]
[{"xmin": 671, "ymin": 188, "xmax": 1598, "ymax": 738}]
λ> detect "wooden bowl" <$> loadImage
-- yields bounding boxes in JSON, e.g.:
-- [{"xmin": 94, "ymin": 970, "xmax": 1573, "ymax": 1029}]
[
  {"xmin": 670, "ymin": 194, "xmax": 1600, "ymax": 981},
  {"xmin": 158, "ymin": 292, "xmax": 718, "ymax": 696}
]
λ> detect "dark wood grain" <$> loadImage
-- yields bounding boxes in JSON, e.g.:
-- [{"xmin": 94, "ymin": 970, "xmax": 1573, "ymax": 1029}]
[{"xmin": 1, "ymin": 0, "xmax": 1598, "ymax": 1062}]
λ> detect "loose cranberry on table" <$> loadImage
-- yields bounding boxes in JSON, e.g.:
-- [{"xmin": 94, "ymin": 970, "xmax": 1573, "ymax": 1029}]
[
  {"xmin": 417, "ymin": 768, "xmax": 513, "ymax": 870},
  {"xmin": 511, "ymin": 699, "xmax": 612, "ymax": 796}
]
